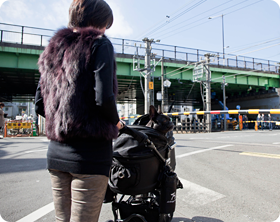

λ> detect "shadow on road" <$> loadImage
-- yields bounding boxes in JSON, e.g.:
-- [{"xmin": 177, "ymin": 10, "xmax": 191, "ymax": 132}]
[
  {"xmin": 0, "ymin": 158, "xmax": 46, "ymax": 174},
  {"xmin": 172, "ymin": 217, "xmax": 224, "ymax": 222}
]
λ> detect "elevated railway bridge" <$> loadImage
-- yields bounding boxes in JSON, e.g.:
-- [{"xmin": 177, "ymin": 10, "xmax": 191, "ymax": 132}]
[{"xmin": 0, "ymin": 23, "xmax": 279, "ymax": 115}]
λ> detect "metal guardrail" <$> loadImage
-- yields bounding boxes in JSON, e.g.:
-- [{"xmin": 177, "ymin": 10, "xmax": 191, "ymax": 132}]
[{"xmin": 0, "ymin": 22, "xmax": 279, "ymax": 74}]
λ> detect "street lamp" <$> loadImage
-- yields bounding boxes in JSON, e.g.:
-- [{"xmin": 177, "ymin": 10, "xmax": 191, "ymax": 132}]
[{"xmin": 209, "ymin": 14, "xmax": 225, "ymax": 59}]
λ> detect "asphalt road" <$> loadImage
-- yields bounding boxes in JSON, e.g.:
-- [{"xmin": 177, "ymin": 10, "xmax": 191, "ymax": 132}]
[{"xmin": 0, "ymin": 130, "xmax": 280, "ymax": 222}]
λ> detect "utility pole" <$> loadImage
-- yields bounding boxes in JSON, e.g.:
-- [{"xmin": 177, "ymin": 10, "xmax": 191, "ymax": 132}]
[
  {"xmin": 133, "ymin": 38, "xmax": 160, "ymax": 114},
  {"xmin": 161, "ymin": 57, "xmax": 165, "ymax": 112},
  {"xmin": 143, "ymin": 38, "xmax": 152, "ymax": 114},
  {"xmin": 204, "ymin": 53, "xmax": 213, "ymax": 132},
  {"xmin": 222, "ymin": 75, "xmax": 227, "ymax": 131}
]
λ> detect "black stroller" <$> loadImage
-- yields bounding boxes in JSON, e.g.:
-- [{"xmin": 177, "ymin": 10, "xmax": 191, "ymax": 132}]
[{"xmin": 104, "ymin": 115, "xmax": 183, "ymax": 222}]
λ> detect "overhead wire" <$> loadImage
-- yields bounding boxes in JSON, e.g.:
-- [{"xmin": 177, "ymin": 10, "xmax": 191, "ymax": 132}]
[
  {"xmin": 186, "ymin": 83, "xmax": 196, "ymax": 100},
  {"xmin": 134, "ymin": 0, "xmax": 196, "ymax": 40},
  {"xmin": 157, "ymin": 0, "xmax": 271, "ymax": 67},
  {"xmin": 139, "ymin": 72, "xmax": 145, "ymax": 96},
  {"xmin": 139, "ymin": 0, "xmax": 207, "ymax": 39},
  {"xmin": 159, "ymin": 0, "xmax": 263, "ymax": 41},
  {"xmin": 266, "ymin": 52, "xmax": 280, "ymax": 59},
  {"xmin": 225, "ymin": 36, "xmax": 280, "ymax": 51},
  {"xmin": 135, "ymin": 0, "xmax": 274, "ymax": 95},
  {"xmin": 157, "ymin": 0, "xmax": 249, "ymax": 39},
  {"xmin": 200, "ymin": 82, "xmax": 205, "ymax": 110},
  {"xmin": 159, "ymin": 54, "xmax": 277, "ymax": 84},
  {"xmin": 212, "ymin": 42, "xmax": 280, "ymax": 66},
  {"xmin": 153, "ymin": 0, "xmax": 233, "ymax": 37},
  {"xmin": 164, "ymin": 61, "xmax": 197, "ymax": 76},
  {"xmin": 211, "ymin": 69, "xmax": 260, "ymax": 82},
  {"xmin": 233, "ymin": 43, "xmax": 280, "ymax": 56}
]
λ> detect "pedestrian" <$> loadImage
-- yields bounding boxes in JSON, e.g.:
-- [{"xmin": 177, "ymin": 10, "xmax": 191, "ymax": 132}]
[
  {"xmin": 34, "ymin": 114, "xmax": 39, "ymax": 135},
  {"xmin": 261, "ymin": 114, "xmax": 264, "ymax": 130},
  {"xmin": 0, "ymin": 103, "xmax": 5, "ymax": 138},
  {"xmin": 268, "ymin": 114, "xmax": 273, "ymax": 131},
  {"xmin": 257, "ymin": 114, "xmax": 261, "ymax": 130},
  {"xmin": 243, "ymin": 115, "xmax": 248, "ymax": 129},
  {"xmin": 35, "ymin": 1, "xmax": 125, "ymax": 221}
]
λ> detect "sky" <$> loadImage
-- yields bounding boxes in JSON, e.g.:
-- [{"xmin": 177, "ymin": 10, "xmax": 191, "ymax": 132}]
[{"xmin": 0, "ymin": 0, "xmax": 280, "ymax": 62}]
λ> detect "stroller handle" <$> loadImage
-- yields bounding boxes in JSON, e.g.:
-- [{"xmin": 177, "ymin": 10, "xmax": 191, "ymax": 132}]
[{"xmin": 119, "ymin": 125, "xmax": 148, "ymax": 144}]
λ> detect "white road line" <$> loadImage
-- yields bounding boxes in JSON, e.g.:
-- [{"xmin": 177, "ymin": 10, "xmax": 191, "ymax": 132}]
[
  {"xmin": 0, "ymin": 214, "xmax": 8, "ymax": 222},
  {"xmin": 25, "ymin": 149, "xmax": 48, "ymax": 154},
  {"xmin": 14, "ymin": 177, "xmax": 226, "ymax": 221},
  {"xmin": 199, "ymin": 140, "xmax": 280, "ymax": 147},
  {"xmin": 273, "ymin": 142, "xmax": 280, "ymax": 145},
  {"xmin": 189, "ymin": 138, "xmax": 210, "ymax": 140},
  {"xmin": 40, "ymin": 138, "xmax": 49, "ymax": 142},
  {"xmin": 176, "ymin": 144, "xmax": 233, "ymax": 159},
  {"xmin": 178, "ymin": 177, "xmax": 225, "ymax": 207},
  {"xmin": 16, "ymin": 202, "xmax": 54, "ymax": 222}
]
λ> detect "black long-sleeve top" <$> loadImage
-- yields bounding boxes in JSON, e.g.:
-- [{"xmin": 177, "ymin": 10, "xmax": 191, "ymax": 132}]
[{"xmin": 35, "ymin": 36, "xmax": 119, "ymax": 176}]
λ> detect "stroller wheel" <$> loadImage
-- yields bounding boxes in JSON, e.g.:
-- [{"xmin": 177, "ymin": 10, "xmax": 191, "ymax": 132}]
[{"xmin": 159, "ymin": 213, "xmax": 173, "ymax": 222}]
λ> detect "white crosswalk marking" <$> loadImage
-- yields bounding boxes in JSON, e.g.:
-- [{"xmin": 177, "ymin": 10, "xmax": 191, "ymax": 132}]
[
  {"xmin": 16, "ymin": 202, "xmax": 54, "ymax": 222},
  {"xmin": 178, "ymin": 177, "xmax": 225, "ymax": 207},
  {"xmin": 176, "ymin": 144, "xmax": 233, "ymax": 158}
]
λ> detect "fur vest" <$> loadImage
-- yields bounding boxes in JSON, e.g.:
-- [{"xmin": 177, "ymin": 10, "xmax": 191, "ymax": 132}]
[{"xmin": 38, "ymin": 27, "xmax": 118, "ymax": 142}]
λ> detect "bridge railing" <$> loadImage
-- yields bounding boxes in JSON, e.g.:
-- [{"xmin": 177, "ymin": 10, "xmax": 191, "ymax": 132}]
[{"xmin": 0, "ymin": 22, "xmax": 279, "ymax": 74}]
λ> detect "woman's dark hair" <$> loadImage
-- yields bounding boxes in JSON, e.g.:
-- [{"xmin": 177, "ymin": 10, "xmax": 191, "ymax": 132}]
[{"xmin": 68, "ymin": 0, "xmax": 113, "ymax": 29}]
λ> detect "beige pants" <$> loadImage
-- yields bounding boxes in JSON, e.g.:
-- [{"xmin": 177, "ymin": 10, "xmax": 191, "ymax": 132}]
[{"xmin": 49, "ymin": 169, "xmax": 108, "ymax": 222}]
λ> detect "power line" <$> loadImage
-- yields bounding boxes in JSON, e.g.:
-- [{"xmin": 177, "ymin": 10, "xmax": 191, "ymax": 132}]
[
  {"xmin": 153, "ymin": 0, "xmax": 233, "ymax": 37},
  {"xmin": 163, "ymin": 54, "xmax": 278, "ymax": 83},
  {"xmin": 140, "ymin": 0, "xmax": 207, "ymax": 39},
  {"xmin": 156, "ymin": 0, "xmax": 249, "ymax": 39},
  {"xmin": 225, "ymin": 36, "xmax": 280, "ymax": 51},
  {"xmin": 134, "ymin": 0, "xmax": 196, "ymax": 40},
  {"xmin": 186, "ymin": 83, "xmax": 196, "ymax": 100},
  {"xmin": 158, "ymin": 0, "xmax": 250, "ymax": 40},
  {"xmin": 160, "ymin": 0, "xmax": 263, "ymax": 41},
  {"xmin": 236, "ymin": 42, "xmax": 280, "ymax": 56},
  {"xmin": 227, "ymin": 38, "xmax": 280, "ymax": 54},
  {"xmin": 266, "ymin": 52, "xmax": 280, "ymax": 59},
  {"xmin": 212, "ymin": 42, "xmax": 280, "ymax": 66},
  {"xmin": 144, "ymin": 0, "xmax": 206, "ymax": 38},
  {"xmin": 164, "ymin": 61, "xmax": 197, "ymax": 77}
]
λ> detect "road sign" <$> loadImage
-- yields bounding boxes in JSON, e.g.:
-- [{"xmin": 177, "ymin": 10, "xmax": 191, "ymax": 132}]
[
  {"xmin": 193, "ymin": 64, "xmax": 205, "ymax": 82},
  {"xmin": 149, "ymin": 82, "xmax": 154, "ymax": 90}
]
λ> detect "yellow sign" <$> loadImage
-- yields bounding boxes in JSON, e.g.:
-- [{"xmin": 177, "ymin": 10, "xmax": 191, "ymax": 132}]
[
  {"xmin": 7, "ymin": 123, "xmax": 12, "ymax": 129},
  {"xmin": 6, "ymin": 122, "xmax": 32, "ymax": 129},
  {"xmin": 149, "ymin": 82, "xmax": 154, "ymax": 90}
]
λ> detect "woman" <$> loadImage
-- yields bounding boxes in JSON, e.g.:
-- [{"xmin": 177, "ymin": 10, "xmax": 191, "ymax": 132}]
[{"xmin": 35, "ymin": 0, "xmax": 124, "ymax": 221}]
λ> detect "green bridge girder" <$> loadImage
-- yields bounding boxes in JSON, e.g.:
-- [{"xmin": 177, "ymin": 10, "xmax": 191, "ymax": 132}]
[{"xmin": 0, "ymin": 43, "xmax": 279, "ymax": 105}]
